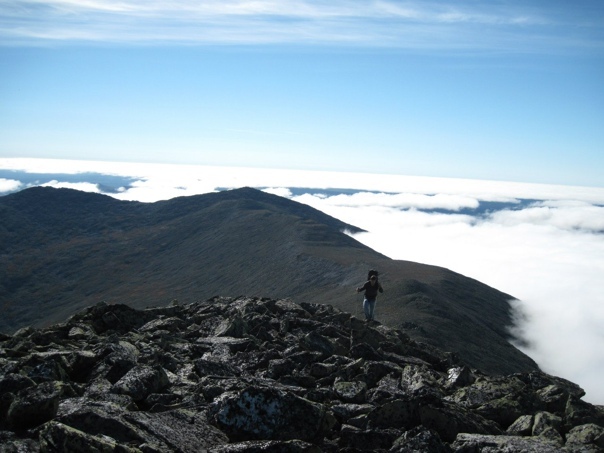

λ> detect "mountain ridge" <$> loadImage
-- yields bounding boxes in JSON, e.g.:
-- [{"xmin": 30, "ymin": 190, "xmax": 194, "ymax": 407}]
[{"xmin": 1, "ymin": 186, "xmax": 535, "ymax": 375}]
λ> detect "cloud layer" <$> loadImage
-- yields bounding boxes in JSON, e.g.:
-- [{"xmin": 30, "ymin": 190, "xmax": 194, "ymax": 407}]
[
  {"xmin": 2, "ymin": 157, "xmax": 604, "ymax": 404},
  {"xmin": 2, "ymin": 0, "xmax": 601, "ymax": 53}
]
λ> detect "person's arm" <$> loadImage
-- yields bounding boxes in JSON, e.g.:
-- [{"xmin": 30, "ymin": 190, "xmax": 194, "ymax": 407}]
[{"xmin": 379, "ymin": 283, "xmax": 384, "ymax": 293}]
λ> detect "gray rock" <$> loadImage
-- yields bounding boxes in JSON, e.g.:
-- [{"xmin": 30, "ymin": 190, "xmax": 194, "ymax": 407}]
[
  {"xmin": 111, "ymin": 365, "xmax": 169, "ymax": 402},
  {"xmin": 39, "ymin": 420, "xmax": 141, "ymax": 452},
  {"xmin": 419, "ymin": 402, "xmax": 501, "ymax": 443},
  {"xmin": 215, "ymin": 315, "xmax": 249, "ymax": 338},
  {"xmin": 139, "ymin": 317, "xmax": 187, "ymax": 334},
  {"xmin": 506, "ymin": 414, "xmax": 534, "ymax": 436},
  {"xmin": 331, "ymin": 403, "xmax": 375, "ymax": 422},
  {"xmin": 338, "ymin": 424, "xmax": 400, "ymax": 451},
  {"xmin": 7, "ymin": 381, "xmax": 63, "ymax": 429},
  {"xmin": 308, "ymin": 362, "xmax": 338, "ymax": 378},
  {"xmin": 56, "ymin": 398, "xmax": 148, "ymax": 443},
  {"xmin": 532, "ymin": 411, "xmax": 562, "ymax": 437},
  {"xmin": 212, "ymin": 439, "xmax": 322, "ymax": 452},
  {"xmin": 211, "ymin": 386, "xmax": 335, "ymax": 442},
  {"xmin": 124, "ymin": 408, "xmax": 229, "ymax": 452},
  {"xmin": 367, "ymin": 399, "xmax": 420, "ymax": 430},
  {"xmin": 451, "ymin": 433, "xmax": 565, "ymax": 452},
  {"xmin": 334, "ymin": 380, "xmax": 368, "ymax": 404},
  {"xmin": 0, "ymin": 373, "xmax": 36, "ymax": 395},
  {"xmin": 566, "ymin": 423, "xmax": 604, "ymax": 449},
  {"xmin": 390, "ymin": 426, "xmax": 451, "ymax": 452},
  {"xmin": 446, "ymin": 366, "xmax": 475, "ymax": 389}
]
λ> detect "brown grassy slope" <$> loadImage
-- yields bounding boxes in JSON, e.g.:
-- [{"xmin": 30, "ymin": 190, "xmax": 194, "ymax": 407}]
[{"xmin": 0, "ymin": 186, "xmax": 537, "ymax": 375}]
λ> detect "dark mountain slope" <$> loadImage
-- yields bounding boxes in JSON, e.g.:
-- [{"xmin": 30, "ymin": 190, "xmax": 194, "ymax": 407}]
[{"xmin": 0, "ymin": 186, "xmax": 537, "ymax": 375}]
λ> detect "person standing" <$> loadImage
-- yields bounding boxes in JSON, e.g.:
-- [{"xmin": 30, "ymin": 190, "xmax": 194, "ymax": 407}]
[{"xmin": 356, "ymin": 270, "xmax": 383, "ymax": 321}]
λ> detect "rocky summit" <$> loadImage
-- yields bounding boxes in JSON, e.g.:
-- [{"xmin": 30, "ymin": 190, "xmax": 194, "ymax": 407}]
[{"xmin": 1, "ymin": 297, "xmax": 602, "ymax": 452}]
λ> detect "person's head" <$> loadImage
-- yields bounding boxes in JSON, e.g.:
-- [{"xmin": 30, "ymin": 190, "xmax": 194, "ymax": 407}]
[{"xmin": 370, "ymin": 275, "xmax": 377, "ymax": 283}]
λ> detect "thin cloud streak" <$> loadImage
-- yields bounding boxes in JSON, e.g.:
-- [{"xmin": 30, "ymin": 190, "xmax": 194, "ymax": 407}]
[{"xmin": 2, "ymin": 0, "xmax": 600, "ymax": 52}]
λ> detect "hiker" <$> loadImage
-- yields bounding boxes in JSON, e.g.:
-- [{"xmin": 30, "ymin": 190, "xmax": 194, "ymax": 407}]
[{"xmin": 356, "ymin": 270, "xmax": 383, "ymax": 321}]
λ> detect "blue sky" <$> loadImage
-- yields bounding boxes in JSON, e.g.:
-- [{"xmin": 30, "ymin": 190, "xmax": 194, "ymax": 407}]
[{"xmin": 1, "ymin": 0, "xmax": 603, "ymax": 186}]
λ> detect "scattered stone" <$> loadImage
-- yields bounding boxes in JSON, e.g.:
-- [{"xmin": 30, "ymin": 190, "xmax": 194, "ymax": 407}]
[{"xmin": 0, "ymin": 296, "xmax": 601, "ymax": 452}]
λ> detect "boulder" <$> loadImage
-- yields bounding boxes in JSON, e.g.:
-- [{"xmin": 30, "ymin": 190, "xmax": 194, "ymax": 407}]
[
  {"xmin": 366, "ymin": 398, "xmax": 419, "ymax": 430},
  {"xmin": 7, "ymin": 381, "xmax": 63, "ymax": 429},
  {"xmin": 111, "ymin": 365, "xmax": 169, "ymax": 402},
  {"xmin": 56, "ymin": 398, "xmax": 147, "ymax": 443},
  {"xmin": 212, "ymin": 439, "xmax": 322, "ymax": 452},
  {"xmin": 390, "ymin": 426, "xmax": 450, "ymax": 453},
  {"xmin": 210, "ymin": 386, "xmax": 335, "ymax": 442},
  {"xmin": 124, "ymin": 408, "xmax": 229, "ymax": 452},
  {"xmin": 532, "ymin": 411, "xmax": 562, "ymax": 437},
  {"xmin": 338, "ymin": 424, "xmax": 400, "ymax": 451},
  {"xmin": 419, "ymin": 402, "xmax": 501, "ymax": 443},
  {"xmin": 39, "ymin": 420, "xmax": 141, "ymax": 452},
  {"xmin": 566, "ymin": 423, "xmax": 604, "ymax": 449},
  {"xmin": 451, "ymin": 433, "xmax": 565, "ymax": 452},
  {"xmin": 506, "ymin": 414, "xmax": 534, "ymax": 436},
  {"xmin": 333, "ymin": 380, "xmax": 368, "ymax": 404}
]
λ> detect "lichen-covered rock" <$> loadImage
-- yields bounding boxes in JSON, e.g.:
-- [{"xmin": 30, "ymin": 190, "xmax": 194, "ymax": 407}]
[
  {"xmin": 338, "ymin": 424, "xmax": 400, "ymax": 451},
  {"xmin": 111, "ymin": 365, "xmax": 169, "ymax": 402},
  {"xmin": 0, "ymin": 373, "xmax": 36, "ymax": 395},
  {"xmin": 56, "ymin": 398, "xmax": 147, "ymax": 444},
  {"xmin": 366, "ymin": 398, "xmax": 419, "ymax": 430},
  {"xmin": 39, "ymin": 420, "xmax": 141, "ymax": 453},
  {"xmin": 451, "ymin": 433, "xmax": 565, "ymax": 453},
  {"xmin": 333, "ymin": 380, "xmax": 368, "ymax": 404},
  {"xmin": 212, "ymin": 439, "xmax": 322, "ymax": 452},
  {"xmin": 123, "ymin": 408, "xmax": 229, "ymax": 452},
  {"xmin": 210, "ymin": 386, "xmax": 335, "ymax": 442},
  {"xmin": 532, "ymin": 411, "xmax": 562, "ymax": 437},
  {"xmin": 390, "ymin": 426, "xmax": 451, "ymax": 453},
  {"xmin": 445, "ymin": 366, "xmax": 475, "ymax": 389},
  {"xmin": 419, "ymin": 402, "xmax": 501, "ymax": 443},
  {"xmin": 139, "ymin": 317, "xmax": 187, "ymax": 334},
  {"xmin": 566, "ymin": 423, "xmax": 604, "ymax": 449},
  {"xmin": 214, "ymin": 315, "xmax": 249, "ymax": 338},
  {"xmin": 506, "ymin": 414, "xmax": 534, "ymax": 436},
  {"xmin": 7, "ymin": 381, "xmax": 63, "ymax": 429}
]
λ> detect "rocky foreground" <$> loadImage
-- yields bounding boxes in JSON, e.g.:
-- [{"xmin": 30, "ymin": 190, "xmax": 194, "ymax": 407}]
[{"xmin": 1, "ymin": 297, "xmax": 603, "ymax": 452}]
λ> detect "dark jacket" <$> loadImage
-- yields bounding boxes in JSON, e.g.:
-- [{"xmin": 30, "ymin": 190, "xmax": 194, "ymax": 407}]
[{"xmin": 357, "ymin": 280, "xmax": 383, "ymax": 299}]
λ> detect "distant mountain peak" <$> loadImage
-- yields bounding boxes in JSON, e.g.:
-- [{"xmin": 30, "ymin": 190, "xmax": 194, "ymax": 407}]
[{"xmin": 1, "ymin": 186, "xmax": 536, "ymax": 376}]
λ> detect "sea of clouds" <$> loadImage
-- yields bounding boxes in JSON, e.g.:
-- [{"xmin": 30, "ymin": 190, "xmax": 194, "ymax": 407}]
[{"xmin": 1, "ymin": 158, "xmax": 603, "ymax": 404}]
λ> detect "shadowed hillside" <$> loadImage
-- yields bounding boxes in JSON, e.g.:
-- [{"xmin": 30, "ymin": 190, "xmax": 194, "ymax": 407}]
[{"xmin": 1, "ymin": 186, "xmax": 537, "ymax": 375}]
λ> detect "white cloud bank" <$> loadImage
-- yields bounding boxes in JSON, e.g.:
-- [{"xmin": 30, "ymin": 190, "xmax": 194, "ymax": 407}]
[
  {"xmin": 289, "ymin": 192, "xmax": 604, "ymax": 405},
  {"xmin": 2, "ymin": 157, "xmax": 604, "ymax": 404},
  {"xmin": 0, "ymin": 178, "xmax": 21, "ymax": 193}
]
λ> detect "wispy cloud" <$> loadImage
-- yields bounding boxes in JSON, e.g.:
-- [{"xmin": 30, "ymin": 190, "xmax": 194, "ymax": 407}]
[{"xmin": 2, "ymin": 0, "xmax": 600, "ymax": 52}]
